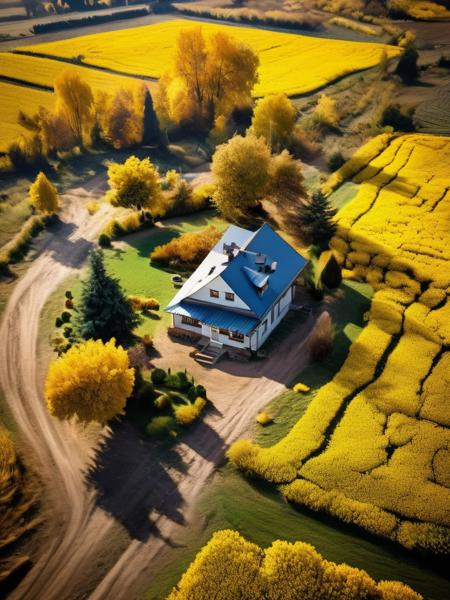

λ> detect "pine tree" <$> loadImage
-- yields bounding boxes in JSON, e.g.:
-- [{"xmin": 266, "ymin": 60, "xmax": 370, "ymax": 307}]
[
  {"xmin": 28, "ymin": 171, "xmax": 60, "ymax": 214},
  {"xmin": 76, "ymin": 249, "xmax": 140, "ymax": 344},
  {"xmin": 297, "ymin": 191, "xmax": 337, "ymax": 249},
  {"xmin": 142, "ymin": 88, "xmax": 162, "ymax": 146}
]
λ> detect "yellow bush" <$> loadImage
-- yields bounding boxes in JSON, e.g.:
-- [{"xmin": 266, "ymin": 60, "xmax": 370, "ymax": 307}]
[
  {"xmin": 150, "ymin": 225, "xmax": 221, "ymax": 268},
  {"xmin": 127, "ymin": 295, "xmax": 160, "ymax": 311},
  {"xmin": 293, "ymin": 382, "xmax": 310, "ymax": 393},
  {"xmin": 256, "ymin": 411, "xmax": 273, "ymax": 426}
]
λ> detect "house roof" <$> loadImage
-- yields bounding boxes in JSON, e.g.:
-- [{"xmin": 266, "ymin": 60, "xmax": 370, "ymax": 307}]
[
  {"xmin": 166, "ymin": 223, "xmax": 308, "ymax": 320},
  {"xmin": 166, "ymin": 301, "xmax": 259, "ymax": 335}
]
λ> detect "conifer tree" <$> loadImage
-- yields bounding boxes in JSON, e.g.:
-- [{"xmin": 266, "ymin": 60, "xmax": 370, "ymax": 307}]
[
  {"xmin": 142, "ymin": 88, "xmax": 162, "ymax": 146},
  {"xmin": 297, "ymin": 191, "xmax": 337, "ymax": 249},
  {"xmin": 76, "ymin": 249, "xmax": 140, "ymax": 344},
  {"xmin": 28, "ymin": 171, "xmax": 60, "ymax": 214}
]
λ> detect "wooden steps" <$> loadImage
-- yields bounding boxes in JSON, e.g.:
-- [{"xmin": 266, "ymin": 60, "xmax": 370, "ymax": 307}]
[{"xmin": 194, "ymin": 343, "xmax": 225, "ymax": 366}]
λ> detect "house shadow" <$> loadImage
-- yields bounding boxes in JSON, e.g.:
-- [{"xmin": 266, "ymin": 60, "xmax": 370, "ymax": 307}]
[{"xmin": 86, "ymin": 419, "xmax": 187, "ymax": 543}]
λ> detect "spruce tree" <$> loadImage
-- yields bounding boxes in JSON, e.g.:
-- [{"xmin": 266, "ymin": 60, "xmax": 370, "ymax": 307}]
[
  {"xmin": 76, "ymin": 249, "xmax": 140, "ymax": 344},
  {"xmin": 142, "ymin": 89, "xmax": 162, "ymax": 146},
  {"xmin": 298, "ymin": 191, "xmax": 337, "ymax": 249}
]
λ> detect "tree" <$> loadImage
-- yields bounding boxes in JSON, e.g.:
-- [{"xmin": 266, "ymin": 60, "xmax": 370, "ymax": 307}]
[
  {"xmin": 395, "ymin": 45, "xmax": 419, "ymax": 84},
  {"xmin": 156, "ymin": 26, "xmax": 259, "ymax": 132},
  {"xmin": 270, "ymin": 150, "xmax": 305, "ymax": 204},
  {"xmin": 313, "ymin": 94, "xmax": 339, "ymax": 128},
  {"xmin": 142, "ymin": 87, "xmax": 162, "ymax": 146},
  {"xmin": 319, "ymin": 252, "xmax": 342, "ymax": 289},
  {"xmin": 45, "ymin": 338, "xmax": 135, "ymax": 424},
  {"xmin": 107, "ymin": 88, "xmax": 142, "ymax": 149},
  {"xmin": 252, "ymin": 94, "xmax": 296, "ymax": 150},
  {"xmin": 54, "ymin": 69, "xmax": 95, "ymax": 147},
  {"xmin": 106, "ymin": 156, "xmax": 164, "ymax": 215},
  {"xmin": 212, "ymin": 133, "xmax": 271, "ymax": 219},
  {"xmin": 297, "ymin": 191, "xmax": 337, "ymax": 248},
  {"xmin": 28, "ymin": 172, "xmax": 60, "ymax": 214},
  {"xmin": 76, "ymin": 249, "xmax": 140, "ymax": 344}
]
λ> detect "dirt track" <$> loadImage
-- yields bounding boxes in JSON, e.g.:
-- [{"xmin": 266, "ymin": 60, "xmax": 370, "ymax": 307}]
[{"xmin": 0, "ymin": 180, "xmax": 318, "ymax": 599}]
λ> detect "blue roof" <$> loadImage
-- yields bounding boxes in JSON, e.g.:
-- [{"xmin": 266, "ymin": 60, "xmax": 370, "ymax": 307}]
[
  {"xmin": 167, "ymin": 301, "xmax": 259, "ymax": 335},
  {"xmin": 220, "ymin": 224, "xmax": 307, "ymax": 319}
]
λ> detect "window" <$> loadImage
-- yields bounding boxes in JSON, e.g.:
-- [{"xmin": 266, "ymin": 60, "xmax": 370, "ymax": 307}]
[
  {"xmin": 229, "ymin": 331, "xmax": 244, "ymax": 342},
  {"xmin": 219, "ymin": 328, "xmax": 229, "ymax": 335},
  {"xmin": 181, "ymin": 316, "xmax": 201, "ymax": 328},
  {"xmin": 225, "ymin": 292, "xmax": 235, "ymax": 302},
  {"xmin": 210, "ymin": 289, "xmax": 219, "ymax": 298},
  {"xmin": 262, "ymin": 320, "xmax": 268, "ymax": 333}
]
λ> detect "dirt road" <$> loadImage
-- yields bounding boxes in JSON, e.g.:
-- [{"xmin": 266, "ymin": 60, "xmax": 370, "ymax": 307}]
[{"xmin": 0, "ymin": 177, "xmax": 317, "ymax": 599}]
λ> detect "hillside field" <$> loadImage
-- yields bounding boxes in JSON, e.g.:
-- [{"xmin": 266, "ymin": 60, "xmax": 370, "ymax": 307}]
[
  {"xmin": 229, "ymin": 134, "xmax": 450, "ymax": 555},
  {"xmin": 23, "ymin": 19, "xmax": 401, "ymax": 97}
]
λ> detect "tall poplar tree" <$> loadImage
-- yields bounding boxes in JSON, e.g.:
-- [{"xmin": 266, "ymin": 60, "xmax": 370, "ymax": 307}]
[{"xmin": 76, "ymin": 249, "xmax": 140, "ymax": 344}]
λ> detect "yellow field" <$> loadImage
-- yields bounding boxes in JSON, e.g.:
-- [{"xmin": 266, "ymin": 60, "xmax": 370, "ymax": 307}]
[
  {"xmin": 0, "ymin": 80, "xmax": 54, "ymax": 152},
  {"xmin": 229, "ymin": 134, "xmax": 450, "ymax": 555},
  {"xmin": 24, "ymin": 19, "xmax": 401, "ymax": 97},
  {"xmin": 0, "ymin": 53, "xmax": 155, "ymax": 152}
]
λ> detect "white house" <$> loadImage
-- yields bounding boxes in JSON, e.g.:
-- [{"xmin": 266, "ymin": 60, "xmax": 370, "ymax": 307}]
[{"xmin": 165, "ymin": 223, "xmax": 308, "ymax": 353}]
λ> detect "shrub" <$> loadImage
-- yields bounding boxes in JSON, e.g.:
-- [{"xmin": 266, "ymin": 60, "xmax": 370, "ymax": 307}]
[
  {"xmin": 61, "ymin": 311, "xmax": 71, "ymax": 323},
  {"xmin": 294, "ymin": 383, "xmax": 310, "ymax": 394},
  {"xmin": 256, "ymin": 411, "xmax": 273, "ymax": 426},
  {"xmin": 135, "ymin": 381, "xmax": 155, "ymax": 405},
  {"xmin": 98, "ymin": 233, "xmax": 111, "ymax": 248},
  {"xmin": 151, "ymin": 368, "xmax": 166, "ymax": 384},
  {"xmin": 309, "ymin": 312, "xmax": 334, "ymax": 362},
  {"xmin": 146, "ymin": 415, "xmax": 174, "ymax": 437},
  {"xmin": 380, "ymin": 104, "xmax": 415, "ymax": 132},
  {"xmin": 65, "ymin": 290, "xmax": 73, "ymax": 300},
  {"xmin": 142, "ymin": 334, "xmax": 153, "ymax": 350},
  {"xmin": 174, "ymin": 403, "xmax": 200, "ymax": 425},
  {"xmin": 313, "ymin": 95, "xmax": 339, "ymax": 128},
  {"xmin": 128, "ymin": 295, "xmax": 160, "ymax": 311},
  {"xmin": 150, "ymin": 226, "xmax": 221, "ymax": 268},
  {"xmin": 154, "ymin": 393, "xmax": 170, "ymax": 410},
  {"xmin": 165, "ymin": 371, "xmax": 190, "ymax": 391},
  {"xmin": 395, "ymin": 45, "xmax": 419, "ymax": 84},
  {"xmin": 187, "ymin": 385, "xmax": 197, "ymax": 402},
  {"xmin": 65, "ymin": 298, "xmax": 74, "ymax": 309},
  {"xmin": 195, "ymin": 384, "xmax": 207, "ymax": 399},
  {"xmin": 327, "ymin": 151, "xmax": 345, "ymax": 172}
]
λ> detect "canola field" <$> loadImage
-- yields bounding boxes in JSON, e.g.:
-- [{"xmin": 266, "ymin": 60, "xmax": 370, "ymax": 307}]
[
  {"xmin": 229, "ymin": 134, "xmax": 450, "ymax": 555},
  {"xmin": 0, "ymin": 53, "xmax": 154, "ymax": 152},
  {"xmin": 23, "ymin": 19, "xmax": 401, "ymax": 97}
]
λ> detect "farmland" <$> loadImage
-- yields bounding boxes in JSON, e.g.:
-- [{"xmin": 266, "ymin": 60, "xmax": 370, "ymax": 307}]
[
  {"xmin": 23, "ymin": 19, "xmax": 401, "ymax": 97},
  {"xmin": 229, "ymin": 134, "xmax": 450, "ymax": 555}
]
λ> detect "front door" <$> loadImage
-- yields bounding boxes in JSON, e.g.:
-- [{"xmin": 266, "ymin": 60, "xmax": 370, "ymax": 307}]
[{"xmin": 211, "ymin": 327, "xmax": 220, "ymax": 341}]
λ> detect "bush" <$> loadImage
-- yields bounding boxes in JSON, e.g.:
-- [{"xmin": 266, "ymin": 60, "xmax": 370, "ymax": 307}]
[
  {"xmin": 165, "ymin": 371, "xmax": 190, "ymax": 391},
  {"xmin": 174, "ymin": 404, "xmax": 199, "ymax": 425},
  {"xmin": 395, "ymin": 45, "xmax": 419, "ymax": 83},
  {"xmin": 327, "ymin": 151, "xmax": 345, "ymax": 172},
  {"xmin": 135, "ymin": 380, "xmax": 155, "ymax": 405},
  {"xmin": 146, "ymin": 415, "xmax": 174, "ymax": 437},
  {"xmin": 61, "ymin": 311, "xmax": 71, "ymax": 323},
  {"xmin": 309, "ymin": 312, "xmax": 334, "ymax": 362},
  {"xmin": 98, "ymin": 233, "xmax": 111, "ymax": 248},
  {"xmin": 154, "ymin": 393, "xmax": 170, "ymax": 410},
  {"xmin": 195, "ymin": 384, "xmax": 207, "ymax": 399},
  {"xmin": 151, "ymin": 367, "xmax": 166, "ymax": 384},
  {"xmin": 380, "ymin": 104, "xmax": 415, "ymax": 132},
  {"xmin": 55, "ymin": 317, "xmax": 63, "ymax": 328},
  {"xmin": 65, "ymin": 298, "xmax": 74, "ymax": 309},
  {"xmin": 256, "ymin": 411, "xmax": 273, "ymax": 426},
  {"xmin": 293, "ymin": 382, "xmax": 310, "ymax": 393},
  {"xmin": 128, "ymin": 295, "xmax": 160, "ymax": 311},
  {"xmin": 187, "ymin": 385, "xmax": 197, "ymax": 402},
  {"xmin": 65, "ymin": 290, "xmax": 73, "ymax": 300},
  {"xmin": 150, "ymin": 226, "xmax": 221, "ymax": 268},
  {"xmin": 142, "ymin": 334, "xmax": 153, "ymax": 350}
]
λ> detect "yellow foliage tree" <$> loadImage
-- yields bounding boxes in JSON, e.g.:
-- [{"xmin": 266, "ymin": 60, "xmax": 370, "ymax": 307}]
[
  {"xmin": 95, "ymin": 86, "xmax": 144, "ymax": 149},
  {"xmin": 28, "ymin": 171, "xmax": 60, "ymax": 214},
  {"xmin": 168, "ymin": 530, "xmax": 422, "ymax": 600},
  {"xmin": 156, "ymin": 26, "xmax": 259, "ymax": 131},
  {"xmin": 45, "ymin": 338, "xmax": 134, "ymax": 424},
  {"xmin": 212, "ymin": 132, "xmax": 271, "ymax": 219},
  {"xmin": 106, "ymin": 155, "xmax": 164, "ymax": 215},
  {"xmin": 54, "ymin": 69, "xmax": 95, "ymax": 147},
  {"xmin": 269, "ymin": 149, "xmax": 305, "ymax": 203},
  {"xmin": 314, "ymin": 94, "xmax": 339, "ymax": 127},
  {"xmin": 252, "ymin": 93, "xmax": 296, "ymax": 150}
]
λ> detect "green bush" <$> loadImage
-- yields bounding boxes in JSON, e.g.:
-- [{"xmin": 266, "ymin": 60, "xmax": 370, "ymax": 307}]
[
  {"xmin": 187, "ymin": 384, "xmax": 197, "ymax": 402},
  {"xmin": 65, "ymin": 290, "xmax": 73, "ymax": 299},
  {"xmin": 146, "ymin": 416, "xmax": 175, "ymax": 437},
  {"xmin": 55, "ymin": 317, "xmax": 63, "ymax": 328},
  {"xmin": 154, "ymin": 393, "xmax": 170, "ymax": 410},
  {"xmin": 135, "ymin": 380, "xmax": 155, "ymax": 404},
  {"xmin": 151, "ymin": 367, "xmax": 166, "ymax": 384},
  {"xmin": 195, "ymin": 384, "xmax": 207, "ymax": 399},
  {"xmin": 61, "ymin": 311, "xmax": 71, "ymax": 323}
]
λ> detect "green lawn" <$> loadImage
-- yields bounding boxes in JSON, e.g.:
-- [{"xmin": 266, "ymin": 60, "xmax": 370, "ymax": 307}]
[
  {"xmin": 102, "ymin": 211, "xmax": 229, "ymax": 337},
  {"xmin": 329, "ymin": 181, "xmax": 360, "ymax": 211}
]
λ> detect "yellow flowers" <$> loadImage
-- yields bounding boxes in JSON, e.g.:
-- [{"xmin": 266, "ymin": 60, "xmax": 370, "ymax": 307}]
[
  {"xmin": 229, "ymin": 134, "xmax": 450, "ymax": 554},
  {"xmin": 45, "ymin": 338, "xmax": 134, "ymax": 423},
  {"xmin": 168, "ymin": 530, "xmax": 422, "ymax": 600},
  {"xmin": 25, "ymin": 19, "xmax": 401, "ymax": 98}
]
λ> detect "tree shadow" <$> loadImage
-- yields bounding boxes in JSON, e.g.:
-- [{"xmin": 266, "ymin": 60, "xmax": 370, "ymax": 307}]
[
  {"xmin": 45, "ymin": 218, "xmax": 95, "ymax": 269},
  {"xmin": 86, "ymin": 419, "xmax": 186, "ymax": 542},
  {"xmin": 180, "ymin": 419, "xmax": 228, "ymax": 463}
]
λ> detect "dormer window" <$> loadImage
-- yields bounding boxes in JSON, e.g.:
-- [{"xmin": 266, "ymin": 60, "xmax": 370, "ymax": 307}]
[
  {"xmin": 225, "ymin": 292, "xmax": 234, "ymax": 302},
  {"xmin": 210, "ymin": 289, "xmax": 219, "ymax": 298}
]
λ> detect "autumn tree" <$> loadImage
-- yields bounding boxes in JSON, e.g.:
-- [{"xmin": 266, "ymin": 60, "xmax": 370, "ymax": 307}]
[
  {"xmin": 270, "ymin": 150, "xmax": 305, "ymax": 204},
  {"xmin": 45, "ymin": 338, "xmax": 135, "ymax": 424},
  {"xmin": 297, "ymin": 190, "xmax": 337, "ymax": 248},
  {"xmin": 106, "ymin": 155, "xmax": 164, "ymax": 215},
  {"xmin": 76, "ymin": 249, "xmax": 140, "ymax": 344},
  {"xmin": 252, "ymin": 94, "xmax": 296, "ymax": 150},
  {"xmin": 107, "ymin": 88, "xmax": 143, "ymax": 149},
  {"xmin": 313, "ymin": 94, "xmax": 339, "ymax": 128},
  {"xmin": 212, "ymin": 132, "xmax": 271, "ymax": 219},
  {"xmin": 28, "ymin": 172, "xmax": 60, "ymax": 214},
  {"xmin": 156, "ymin": 26, "xmax": 259, "ymax": 132},
  {"xmin": 54, "ymin": 69, "xmax": 95, "ymax": 147}
]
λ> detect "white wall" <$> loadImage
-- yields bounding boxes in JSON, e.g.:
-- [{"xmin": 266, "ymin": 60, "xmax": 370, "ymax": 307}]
[{"xmin": 189, "ymin": 276, "xmax": 250, "ymax": 311}]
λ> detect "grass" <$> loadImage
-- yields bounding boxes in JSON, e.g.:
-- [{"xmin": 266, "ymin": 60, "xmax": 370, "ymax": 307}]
[
  {"xmin": 101, "ymin": 210, "xmax": 229, "ymax": 338},
  {"xmin": 328, "ymin": 181, "xmax": 360, "ymax": 211},
  {"xmin": 25, "ymin": 19, "xmax": 402, "ymax": 98}
]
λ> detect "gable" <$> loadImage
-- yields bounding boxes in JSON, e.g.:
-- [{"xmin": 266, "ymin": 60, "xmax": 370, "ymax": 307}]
[{"xmin": 189, "ymin": 275, "xmax": 251, "ymax": 311}]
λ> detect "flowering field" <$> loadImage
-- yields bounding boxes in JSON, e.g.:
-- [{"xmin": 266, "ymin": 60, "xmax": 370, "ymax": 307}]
[
  {"xmin": 229, "ymin": 134, "xmax": 450, "ymax": 555},
  {"xmin": 0, "ymin": 53, "xmax": 154, "ymax": 152},
  {"xmin": 168, "ymin": 530, "xmax": 422, "ymax": 600},
  {"xmin": 23, "ymin": 19, "xmax": 401, "ymax": 97}
]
